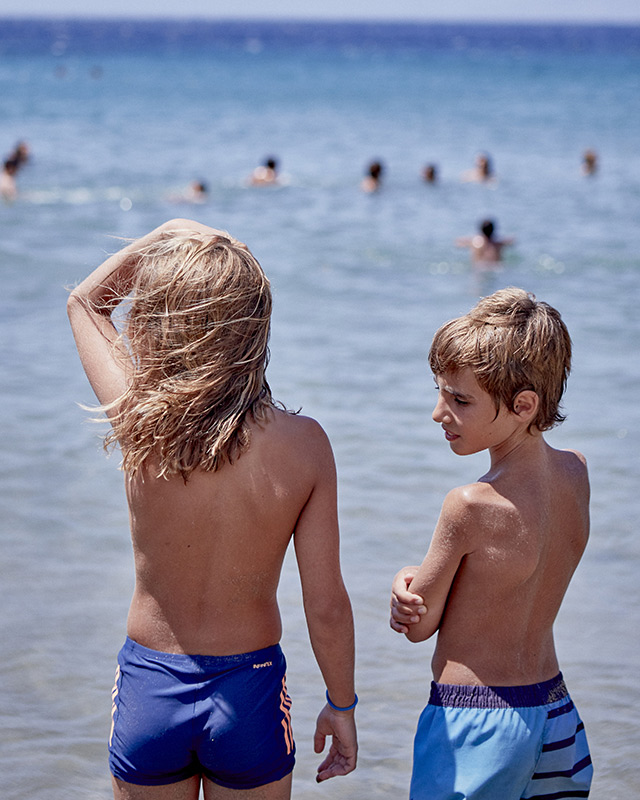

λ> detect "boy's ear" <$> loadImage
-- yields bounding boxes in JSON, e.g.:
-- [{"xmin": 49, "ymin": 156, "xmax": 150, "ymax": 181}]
[{"xmin": 513, "ymin": 390, "xmax": 539, "ymax": 423}]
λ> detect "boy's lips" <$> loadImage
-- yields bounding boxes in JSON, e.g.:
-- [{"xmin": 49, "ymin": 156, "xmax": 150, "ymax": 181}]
[{"xmin": 443, "ymin": 428, "xmax": 459, "ymax": 441}]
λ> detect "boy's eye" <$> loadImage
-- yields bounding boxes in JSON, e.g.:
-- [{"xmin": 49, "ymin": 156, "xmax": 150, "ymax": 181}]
[{"xmin": 454, "ymin": 397, "xmax": 469, "ymax": 406}]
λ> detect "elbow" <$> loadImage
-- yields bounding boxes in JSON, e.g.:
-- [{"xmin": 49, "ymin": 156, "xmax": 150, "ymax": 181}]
[
  {"xmin": 66, "ymin": 290, "xmax": 84, "ymax": 320},
  {"xmin": 163, "ymin": 218, "xmax": 195, "ymax": 231},
  {"xmin": 67, "ymin": 288, "xmax": 112, "ymax": 322},
  {"xmin": 404, "ymin": 627, "xmax": 432, "ymax": 644},
  {"xmin": 67, "ymin": 290, "xmax": 95, "ymax": 324},
  {"xmin": 403, "ymin": 613, "xmax": 440, "ymax": 644}
]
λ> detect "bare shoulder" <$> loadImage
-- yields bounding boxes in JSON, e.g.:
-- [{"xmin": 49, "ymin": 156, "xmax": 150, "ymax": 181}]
[
  {"xmin": 437, "ymin": 481, "xmax": 507, "ymax": 541},
  {"xmin": 559, "ymin": 447, "xmax": 588, "ymax": 470},
  {"xmin": 443, "ymin": 481, "xmax": 505, "ymax": 516},
  {"xmin": 265, "ymin": 408, "xmax": 331, "ymax": 448},
  {"xmin": 551, "ymin": 447, "xmax": 590, "ymax": 506},
  {"xmin": 552, "ymin": 445, "xmax": 590, "ymax": 485},
  {"xmin": 254, "ymin": 408, "xmax": 335, "ymax": 472}
]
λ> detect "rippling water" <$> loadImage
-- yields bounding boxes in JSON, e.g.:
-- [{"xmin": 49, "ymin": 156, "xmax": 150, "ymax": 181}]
[{"xmin": 0, "ymin": 19, "xmax": 639, "ymax": 798}]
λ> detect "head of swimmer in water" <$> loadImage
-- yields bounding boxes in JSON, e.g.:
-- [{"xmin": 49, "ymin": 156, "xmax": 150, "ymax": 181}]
[{"xmin": 480, "ymin": 219, "xmax": 495, "ymax": 240}]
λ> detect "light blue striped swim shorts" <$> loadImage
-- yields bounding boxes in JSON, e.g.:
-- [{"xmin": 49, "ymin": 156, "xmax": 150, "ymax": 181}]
[{"xmin": 410, "ymin": 673, "xmax": 592, "ymax": 800}]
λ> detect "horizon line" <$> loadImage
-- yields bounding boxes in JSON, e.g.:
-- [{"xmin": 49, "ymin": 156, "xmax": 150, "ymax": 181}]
[{"xmin": 1, "ymin": 15, "xmax": 640, "ymax": 25}]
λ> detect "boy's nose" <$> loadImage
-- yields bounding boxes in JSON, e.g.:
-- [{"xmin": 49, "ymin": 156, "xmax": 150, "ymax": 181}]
[{"xmin": 432, "ymin": 397, "xmax": 446, "ymax": 423}]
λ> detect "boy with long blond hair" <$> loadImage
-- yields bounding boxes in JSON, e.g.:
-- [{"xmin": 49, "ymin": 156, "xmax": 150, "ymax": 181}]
[{"xmin": 68, "ymin": 219, "xmax": 357, "ymax": 800}]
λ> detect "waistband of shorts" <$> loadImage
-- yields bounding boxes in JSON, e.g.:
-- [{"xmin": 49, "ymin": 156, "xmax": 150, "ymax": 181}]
[
  {"xmin": 428, "ymin": 673, "xmax": 567, "ymax": 709},
  {"xmin": 121, "ymin": 636, "xmax": 283, "ymax": 671}
]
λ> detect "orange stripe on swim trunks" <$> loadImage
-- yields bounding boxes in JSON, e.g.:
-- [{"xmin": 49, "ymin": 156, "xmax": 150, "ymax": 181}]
[
  {"xmin": 280, "ymin": 676, "xmax": 294, "ymax": 754},
  {"xmin": 109, "ymin": 664, "xmax": 121, "ymax": 747}
]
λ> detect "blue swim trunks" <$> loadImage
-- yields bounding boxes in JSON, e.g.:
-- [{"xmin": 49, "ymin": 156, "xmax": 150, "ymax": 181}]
[
  {"xmin": 410, "ymin": 673, "xmax": 592, "ymax": 800},
  {"xmin": 108, "ymin": 637, "xmax": 295, "ymax": 788}
]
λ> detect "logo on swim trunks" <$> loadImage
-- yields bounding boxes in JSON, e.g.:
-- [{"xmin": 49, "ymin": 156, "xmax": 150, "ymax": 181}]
[{"xmin": 253, "ymin": 661, "xmax": 273, "ymax": 669}]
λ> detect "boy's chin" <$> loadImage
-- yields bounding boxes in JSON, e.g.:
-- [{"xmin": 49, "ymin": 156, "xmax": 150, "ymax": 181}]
[{"xmin": 449, "ymin": 441, "xmax": 480, "ymax": 457}]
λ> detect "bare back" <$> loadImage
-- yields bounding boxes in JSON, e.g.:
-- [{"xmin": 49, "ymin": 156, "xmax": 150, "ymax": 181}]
[
  {"xmin": 125, "ymin": 409, "xmax": 335, "ymax": 656},
  {"xmin": 470, "ymin": 235, "xmax": 508, "ymax": 264},
  {"xmin": 68, "ymin": 220, "xmax": 359, "ymax": 786},
  {"xmin": 410, "ymin": 443, "xmax": 589, "ymax": 686}
]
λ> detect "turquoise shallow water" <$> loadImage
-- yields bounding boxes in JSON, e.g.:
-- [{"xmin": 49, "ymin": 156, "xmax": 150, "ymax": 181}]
[{"xmin": 0, "ymin": 19, "xmax": 639, "ymax": 798}]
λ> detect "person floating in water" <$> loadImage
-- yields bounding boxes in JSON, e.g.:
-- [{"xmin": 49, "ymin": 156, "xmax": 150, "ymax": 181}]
[
  {"xmin": 582, "ymin": 149, "xmax": 598, "ymax": 176},
  {"xmin": 250, "ymin": 156, "xmax": 280, "ymax": 185},
  {"xmin": 169, "ymin": 180, "xmax": 209, "ymax": 204},
  {"xmin": 390, "ymin": 288, "xmax": 593, "ymax": 800},
  {"xmin": 456, "ymin": 219, "xmax": 514, "ymax": 266},
  {"xmin": 9, "ymin": 140, "xmax": 30, "ymax": 170},
  {"xmin": 1, "ymin": 158, "xmax": 18, "ymax": 203},
  {"xmin": 422, "ymin": 164, "xmax": 437, "ymax": 184},
  {"xmin": 1, "ymin": 140, "xmax": 30, "ymax": 203},
  {"xmin": 361, "ymin": 160, "xmax": 384, "ymax": 193},
  {"xmin": 185, "ymin": 181, "xmax": 208, "ymax": 201},
  {"xmin": 67, "ymin": 219, "xmax": 357, "ymax": 799},
  {"xmin": 461, "ymin": 152, "xmax": 495, "ymax": 183}
]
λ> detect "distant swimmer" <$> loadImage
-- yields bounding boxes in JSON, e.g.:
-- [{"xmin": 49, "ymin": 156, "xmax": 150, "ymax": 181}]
[
  {"xmin": 170, "ymin": 181, "xmax": 209, "ymax": 204},
  {"xmin": 188, "ymin": 181, "xmax": 208, "ymax": 201},
  {"xmin": 582, "ymin": 149, "xmax": 598, "ymax": 176},
  {"xmin": 361, "ymin": 161, "xmax": 384, "ymax": 193},
  {"xmin": 422, "ymin": 164, "xmax": 437, "ymax": 184},
  {"xmin": 2, "ymin": 140, "xmax": 30, "ymax": 202},
  {"xmin": 456, "ymin": 219, "xmax": 514, "ymax": 265},
  {"xmin": 250, "ymin": 157, "xmax": 279, "ymax": 185},
  {"xmin": 461, "ymin": 152, "xmax": 495, "ymax": 183},
  {"xmin": 10, "ymin": 141, "xmax": 30, "ymax": 170},
  {"xmin": 1, "ymin": 158, "xmax": 18, "ymax": 203}
]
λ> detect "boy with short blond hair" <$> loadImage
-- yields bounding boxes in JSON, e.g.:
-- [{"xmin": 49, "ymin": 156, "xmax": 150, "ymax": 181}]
[{"xmin": 391, "ymin": 287, "xmax": 592, "ymax": 800}]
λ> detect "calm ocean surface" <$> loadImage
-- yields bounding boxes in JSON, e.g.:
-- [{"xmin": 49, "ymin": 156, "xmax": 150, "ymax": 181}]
[{"xmin": 0, "ymin": 19, "xmax": 639, "ymax": 799}]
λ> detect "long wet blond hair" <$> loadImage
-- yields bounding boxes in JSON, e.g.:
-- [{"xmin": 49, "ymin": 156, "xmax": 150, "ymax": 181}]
[{"xmin": 102, "ymin": 227, "xmax": 277, "ymax": 479}]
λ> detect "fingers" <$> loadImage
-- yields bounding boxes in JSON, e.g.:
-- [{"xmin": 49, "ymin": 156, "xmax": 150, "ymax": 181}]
[
  {"xmin": 314, "ymin": 705, "xmax": 358, "ymax": 782},
  {"xmin": 391, "ymin": 595, "xmax": 426, "ymax": 619},
  {"xmin": 391, "ymin": 568, "xmax": 422, "ymax": 605},
  {"xmin": 316, "ymin": 749, "xmax": 357, "ymax": 782},
  {"xmin": 389, "ymin": 617, "xmax": 409, "ymax": 634},
  {"xmin": 392, "ymin": 599, "xmax": 427, "ymax": 619},
  {"xmin": 392, "ymin": 586, "xmax": 423, "ymax": 604},
  {"xmin": 390, "ymin": 591, "xmax": 426, "ymax": 633},
  {"xmin": 315, "ymin": 737, "xmax": 357, "ymax": 782}
]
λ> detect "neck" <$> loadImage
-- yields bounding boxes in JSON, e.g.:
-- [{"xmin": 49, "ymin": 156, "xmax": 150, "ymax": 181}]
[{"xmin": 487, "ymin": 428, "xmax": 544, "ymax": 475}]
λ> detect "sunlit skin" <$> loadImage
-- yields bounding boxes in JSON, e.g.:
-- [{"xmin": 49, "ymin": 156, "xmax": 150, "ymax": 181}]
[
  {"xmin": 68, "ymin": 219, "xmax": 357, "ymax": 800},
  {"xmin": 390, "ymin": 367, "xmax": 590, "ymax": 687},
  {"xmin": 432, "ymin": 369, "xmax": 526, "ymax": 459}
]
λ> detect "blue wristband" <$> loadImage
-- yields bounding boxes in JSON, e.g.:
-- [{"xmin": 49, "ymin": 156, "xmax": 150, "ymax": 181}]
[{"xmin": 326, "ymin": 690, "xmax": 358, "ymax": 711}]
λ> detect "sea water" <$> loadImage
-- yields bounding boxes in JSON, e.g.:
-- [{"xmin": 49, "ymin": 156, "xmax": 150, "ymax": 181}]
[{"xmin": 0, "ymin": 19, "xmax": 638, "ymax": 799}]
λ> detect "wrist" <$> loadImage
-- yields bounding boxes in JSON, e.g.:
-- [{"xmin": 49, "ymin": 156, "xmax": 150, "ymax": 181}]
[{"xmin": 325, "ymin": 690, "xmax": 358, "ymax": 712}]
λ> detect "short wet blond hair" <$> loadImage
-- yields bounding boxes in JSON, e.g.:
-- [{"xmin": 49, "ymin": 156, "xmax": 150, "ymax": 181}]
[
  {"xmin": 103, "ymin": 227, "xmax": 277, "ymax": 478},
  {"xmin": 429, "ymin": 287, "xmax": 571, "ymax": 431}
]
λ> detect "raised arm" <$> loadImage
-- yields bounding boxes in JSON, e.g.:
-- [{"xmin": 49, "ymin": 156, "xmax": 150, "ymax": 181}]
[
  {"xmin": 292, "ymin": 419, "xmax": 357, "ymax": 782},
  {"xmin": 396, "ymin": 487, "xmax": 472, "ymax": 643},
  {"xmin": 67, "ymin": 218, "xmax": 215, "ymax": 409},
  {"xmin": 455, "ymin": 236, "xmax": 473, "ymax": 248}
]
